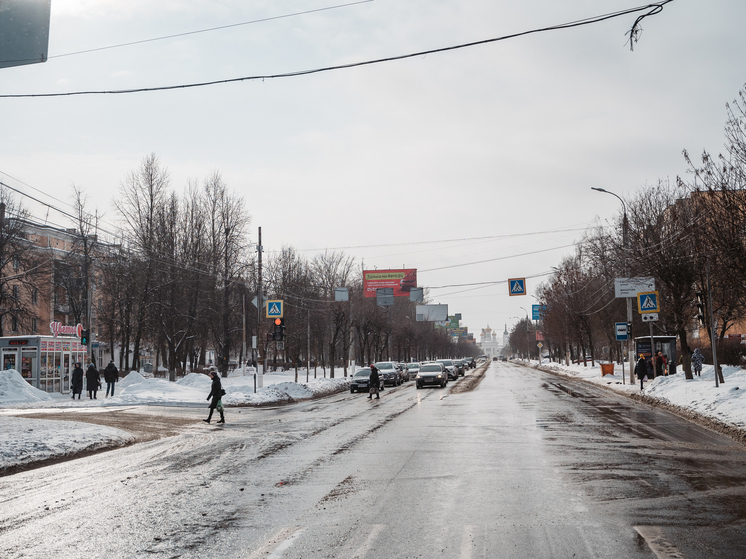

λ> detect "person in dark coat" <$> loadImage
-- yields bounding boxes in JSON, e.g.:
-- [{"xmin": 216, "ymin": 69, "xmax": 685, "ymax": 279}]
[
  {"xmin": 692, "ymin": 348, "xmax": 704, "ymax": 376},
  {"xmin": 103, "ymin": 360, "xmax": 119, "ymax": 398},
  {"xmin": 368, "ymin": 364, "xmax": 380, "ymax": 400},
  {"xmin": 86, "ymin": 363, "xmax": 101, "ymax": 399},
  {"xmin": 634, "ymin": 355, "xmax": 647, "ymax": 391},
  {"xmin": 204, "ymin": 371, "xmax": 225, "ymax": 424},
  {"xmin": 71, "ymin": 363, "xmax": 84, "ymax": 399}
]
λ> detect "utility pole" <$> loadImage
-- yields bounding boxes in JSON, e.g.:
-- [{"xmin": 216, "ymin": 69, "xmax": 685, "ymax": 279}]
[
  {"xmin": 706, "ymin": 259, "xmax": 723, "ymax": 386},
  {"xmin": 256, "ymin": 227, "xmax": 263, "ymax": 374}
]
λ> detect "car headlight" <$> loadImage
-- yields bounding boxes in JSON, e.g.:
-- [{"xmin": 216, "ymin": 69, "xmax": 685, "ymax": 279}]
[{"xmin": 436, "ymin": 374, "xmax": 442, "ymax": 378}]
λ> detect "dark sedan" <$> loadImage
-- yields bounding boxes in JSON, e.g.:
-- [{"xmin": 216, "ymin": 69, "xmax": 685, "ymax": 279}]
[
  {"xmin": 374, "ymin": 362, "xmax": 402, "ymax": 386},
  {"xmin": 350, "ymin": 369, "xmax": 385, "ymax": 394},
  {"xmin": 416, "ymin": 363, "xmax": 447, "ymax": 389}
]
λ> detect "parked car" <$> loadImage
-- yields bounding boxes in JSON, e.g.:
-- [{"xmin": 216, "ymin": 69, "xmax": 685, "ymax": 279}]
[
  {"xmin": 374, "ymin": 361, "xmax": 402, "ymax": 386},
  {"xmin": 350, "ymin": 368, "xmax": 385, "ymax": 394},
  {"xmin": 416, "ymin": 362, "xmax": 447, "ymax": 389},
  {"xmin": 406, "ymin": 362, "xmax": 420, "ymax": 378},
  {"xmin": 436, "ymin": 359, "xmax": 458, "ymax": 380}
]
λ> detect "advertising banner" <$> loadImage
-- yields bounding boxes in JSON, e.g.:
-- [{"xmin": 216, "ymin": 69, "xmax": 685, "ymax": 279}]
[
  {"xmin": 416, "ymin": 304, "xmax": 448, "ymax": 322},
  {"xmin": 363, "ymin": 269, "xmax": 417, "ymax": 297}
]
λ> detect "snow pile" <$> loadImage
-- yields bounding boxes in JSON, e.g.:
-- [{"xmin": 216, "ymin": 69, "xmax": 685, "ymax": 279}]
[
  {"xmin": 0, "ymin": 416, "xmax": 133, "ymax": 472},
  {"xmin": 0, "ymin": 370, "xmax": 53, "ymax": 404},
  {"xmin": 176, "ymin": 372, "xmax": 211, "ymax": 389},
  {"xmin": 119, "ymin": 371, "xmax": 147, "ymax": 389},
  {"xmin": 645, "ymin": 364, "xmax": 746, "ymax": 427}
]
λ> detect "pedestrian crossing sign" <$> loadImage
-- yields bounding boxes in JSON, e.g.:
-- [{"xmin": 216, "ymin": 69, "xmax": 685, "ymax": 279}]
[
  {"xmin": 637, "ymin": 291, "xmax": 660, "ymax": 314},
  {"xmin": 266, "ymin": 300, "xmax": 284, "ymax": 318},
  {"xmin": 508, "ymin": 278, "xmax": 526, "ymax": 296}
]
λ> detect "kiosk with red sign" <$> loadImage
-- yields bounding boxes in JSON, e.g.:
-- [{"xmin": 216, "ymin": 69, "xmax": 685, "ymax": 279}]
[{"xmin": 0, "ymin": 331, "xmax": 88, "ymax": 393}]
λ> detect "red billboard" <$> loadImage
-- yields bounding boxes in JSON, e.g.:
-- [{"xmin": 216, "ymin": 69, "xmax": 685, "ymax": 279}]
[{"xmin": 363, "ymin": 269, "xmax": 417, "ymax": 297}]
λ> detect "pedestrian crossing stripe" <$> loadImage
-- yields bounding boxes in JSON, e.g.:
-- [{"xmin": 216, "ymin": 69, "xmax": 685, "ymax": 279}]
[
  {"xmin": 637, "ymin": 291, "xmax": 659, "ymax": 313},
  {"xmin": 508, "ymin": 278, "xmax": 526, "ymax": 296},
  {"xmin": 266, "ymin": 300, "xmax": 284, "ymax": 318}
]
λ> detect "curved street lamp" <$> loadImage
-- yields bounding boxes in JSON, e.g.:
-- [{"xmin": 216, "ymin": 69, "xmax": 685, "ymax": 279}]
[{"xmin": 591, "ymin": 187, "xmax": 632, "ymax": 384}]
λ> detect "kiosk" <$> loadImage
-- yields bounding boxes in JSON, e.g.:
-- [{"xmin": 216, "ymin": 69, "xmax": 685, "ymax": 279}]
[
  {"xmin": 635, "ymin": 335, "xmax": 677, "ymax": 376},
  {"xmin": 0, "ymin": 335, "xmax": 88, "ymax": 394}
]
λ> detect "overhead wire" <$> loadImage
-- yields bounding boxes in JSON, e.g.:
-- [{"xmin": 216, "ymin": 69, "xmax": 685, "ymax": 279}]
[
  {"xmin": 0, "ymin": 1, "xmax": 676, "ymax": 98},
  {"xmin": 49, "ymin": 1, "xmax": 375, "ymax": 60}
]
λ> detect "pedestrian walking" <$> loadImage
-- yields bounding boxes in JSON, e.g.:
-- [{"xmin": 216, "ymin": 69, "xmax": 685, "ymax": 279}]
[
  {"xmin": 646, "ymin": 356, "xmax": 654, "ymax": 379},
  {"xmin": 368, "ymin": 364, "xmax": 380, "ymax": 400},
  {"xmin": 692, "ymin": 348, "xmax": 704, "ymax": 376},
  {"xmin": 662, "ymin": 354, "xmax": 669, "ymax": 376},
  {"xmin": 71, "ymin": 362, "xmax": 84, "ymax": 399},
  {"xmin": 86, "ymin": 363, "xmax": 101, "ymax": 399},
  {"xmin": 103, "ymin": 360, "xmax": 119, "ymax": 397},
  {"xmin": 655, "ymin": 352, "xmax": 664, "ymax": 377},
  {"xmin": 204, "ymin": 371, "xmax": 225, "ymax": 424},
  {"xmin": 634, "ymin": 355, "xmax": 647, "ymax": 391}
]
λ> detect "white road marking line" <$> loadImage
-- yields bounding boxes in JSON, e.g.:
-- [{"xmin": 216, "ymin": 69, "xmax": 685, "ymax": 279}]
[
  {"xmin": 350, "ymin": 524, "xmax": 385, "ymax": 559},
  {"xmin": 460, "ymin": 524, "xmax": 476, "ymax": 559},
  {"xmin": 245, "ymin": 526, "xmax": 304, "ymax": 559},
  {"xmin": 634, "ymin": 526, "xmax": 686, "ymax": 559}
]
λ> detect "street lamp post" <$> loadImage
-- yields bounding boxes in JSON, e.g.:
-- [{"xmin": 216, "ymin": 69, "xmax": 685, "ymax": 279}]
[
  {"xmin": 519, "ymin": 306, "xmax": 531, "ymax": 361},
  {"xmin": 591, "ymin": 187, "xmax": 632, "ymax": 385}
]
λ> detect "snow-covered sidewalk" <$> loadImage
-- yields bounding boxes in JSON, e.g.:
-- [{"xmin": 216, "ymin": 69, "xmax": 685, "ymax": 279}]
[{"xmin": 0, "ymin": 368, "xmax": 353, "ymax": 472}]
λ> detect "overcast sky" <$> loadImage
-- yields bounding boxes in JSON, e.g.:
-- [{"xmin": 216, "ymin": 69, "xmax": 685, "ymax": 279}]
[{"xmin": 1, "ymin": 0, "xmax": 745, "ymax": 339}]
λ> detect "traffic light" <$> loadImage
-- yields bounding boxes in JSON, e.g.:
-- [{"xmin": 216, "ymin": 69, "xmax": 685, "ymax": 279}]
[
  {"xmin": 695, "ymin": 291, "xmax": 705, "ymax": 326},
  {"xmin": 273, "ymin": 318, "xmax": 285, "ymax": 341},
  {"xmin": 80, "ymin": 329, "xmax": 90, "ymax": 345}
]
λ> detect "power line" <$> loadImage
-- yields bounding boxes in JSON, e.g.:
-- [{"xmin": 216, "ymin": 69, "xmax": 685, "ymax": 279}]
[
  {"xmin": 49, "ymin": 1, "xmax": 374, "ymax": 60},
  {"xmin": 419, "ymin": 243, "xmax": 578, "ymax": 273},
  {"xmin": 289, "ymin": 226, "xmax": 589, "ymax": 252},
  {"xmin": 0, "ymin": 1, "xmax": 675, "ymax": 98}
]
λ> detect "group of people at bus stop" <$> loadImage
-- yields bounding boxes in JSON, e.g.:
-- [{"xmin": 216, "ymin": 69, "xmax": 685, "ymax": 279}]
[{"xmin": 634, "ymin": 348, "xmax": 705, "ymax": 390}]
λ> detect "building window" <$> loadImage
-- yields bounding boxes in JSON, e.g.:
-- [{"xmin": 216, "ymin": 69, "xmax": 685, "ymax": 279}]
[
  {"xmin": 11, "ymin": 316, "xmax": 18, "ymax": 332},
  {"xmin": 12, "ymin": 285, "xmax": 18, "ymax": 300},
  {"xmin": 13, "ymin": 257, "xmax": 19, "ymax": 271},
  {"xmin": 32, "ymin": 288, "xmax": 38, "ymax": 304},
  {"xmin": 32, "ymin": 318, "xmax": 38, "ymax": 333}
]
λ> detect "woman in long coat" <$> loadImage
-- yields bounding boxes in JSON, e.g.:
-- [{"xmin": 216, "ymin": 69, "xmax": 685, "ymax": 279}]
[
  {"xmin": 71, "ymin": 363, "xmax": 84, "ymax": 399},
  {"xmin": 204, "ymin": 371, "xmax": 225, "ymax": 424},
  {"xmin": 86, "ymin": 364, "xmax": 101, "ymax": 399}
]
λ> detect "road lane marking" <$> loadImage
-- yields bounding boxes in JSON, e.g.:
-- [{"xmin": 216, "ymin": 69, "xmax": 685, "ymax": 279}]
[
  {"xmin": 350, "ymin": 524, "xmax": 385, "ymax": 558},
  {"xmin": 634, "ymin": 526, "xmax": 685, "ymax": 559},
  {"xmin": 460, "ymin": 524, "xmax": 476, "ymax": 559},
  {"xmin": 245, "ymin": 526, "xmax": 304, "ymax": 559}
]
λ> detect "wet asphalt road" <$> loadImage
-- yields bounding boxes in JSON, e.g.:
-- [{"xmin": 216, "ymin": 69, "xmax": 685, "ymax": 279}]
[{"xmin": 2, "ymin": 361, "xmax": 746, "ymax": 558}]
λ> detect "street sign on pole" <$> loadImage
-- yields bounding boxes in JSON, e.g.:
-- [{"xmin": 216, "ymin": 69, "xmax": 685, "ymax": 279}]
[
  {"xmin": 641, "ymin": 313, "xmax": 659, "ymax": 322},
  {"xmin": 615, "ymin": 277, "xmax": 655, "ymax": 298},
  {"xmin": 637, "ymin": 291, "xmax": 660, "ymax": 314},
  {"xmin": 615, "ymin": 322, "xmax": 629, "ymax": 341},
  {"xmin": 266, "ymin": 300, "xmax": 284, "ymax": 318},
  {"xmin": 532, "ymin": 304, "xmax": 546, "ymax": 320},
  {"xmin": 509, "ymin": 278, "xmax": 526, "ymax": 296}
]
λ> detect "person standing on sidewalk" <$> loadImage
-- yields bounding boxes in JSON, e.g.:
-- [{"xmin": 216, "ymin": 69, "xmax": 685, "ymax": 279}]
[
  {"xmin": 692, "ymin": 348, "xmax": 704, "ymax": 376},
  {"xmin": 71, "ymin": 362, "xmax": 84, "ymax": 399},
  {"xmin": 634, "ymin": 355, "xmax": 647, "ymax": 391},
  {"xmin": 86, "ymin": 363, "xmax": 101, "ymax": 399},
  {"xmin": 368, "ymin": 364, "xmax": 380, "ymax": 400},
  {"xmin": 103, "ymin": 360, "xmax": 119, "ymax": 397},
  {"xmin": 204, "ymin": 371, "xmax": 225, "ymax": 424}
]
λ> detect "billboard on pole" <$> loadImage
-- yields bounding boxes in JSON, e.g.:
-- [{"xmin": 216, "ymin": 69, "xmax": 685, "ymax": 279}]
[
  {"xmin": 363, "ymin": 269, "xmax": 417, "ymax": 298},
  {"xmin": 416, "ymin": 304, "xmax": 448, "ymax": 322}
]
